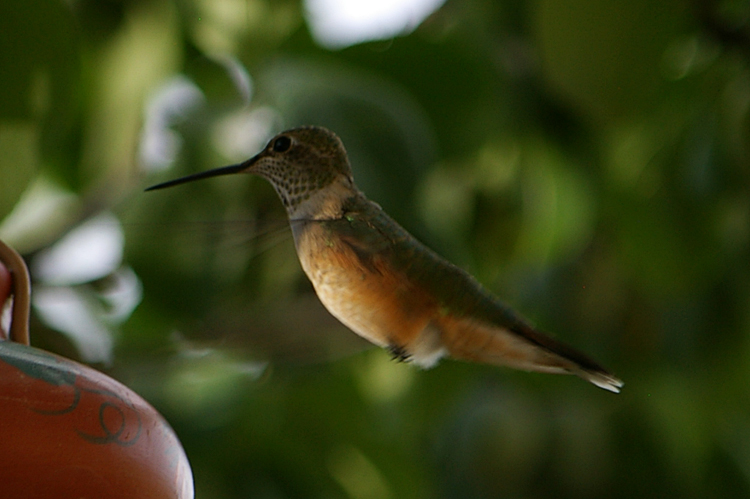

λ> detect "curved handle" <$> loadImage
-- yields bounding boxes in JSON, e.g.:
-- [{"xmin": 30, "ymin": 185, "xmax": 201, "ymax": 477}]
[{"xmin": 0, "ymin": 239, "xmax": 30, "ymax": 345}]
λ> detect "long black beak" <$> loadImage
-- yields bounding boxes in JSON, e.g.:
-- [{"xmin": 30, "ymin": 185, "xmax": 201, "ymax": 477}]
[{"xmin": 145, "ymin": 158, "xmax": 255, "ymax": 191}]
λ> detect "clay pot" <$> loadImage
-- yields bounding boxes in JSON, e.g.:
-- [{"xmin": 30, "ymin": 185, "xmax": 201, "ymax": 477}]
[{"xmin": 0, "ymin": 340, "xmax": 194, "ymax": 499}]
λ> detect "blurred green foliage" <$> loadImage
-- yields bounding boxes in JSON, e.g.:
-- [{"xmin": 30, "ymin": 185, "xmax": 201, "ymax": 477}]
[{"xmin": 2, "ymin": 0, "xmax": 750, "ymax": 497}]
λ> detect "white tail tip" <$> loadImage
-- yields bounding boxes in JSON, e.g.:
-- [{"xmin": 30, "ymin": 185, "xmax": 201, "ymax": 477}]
[{"xmin": 584, "ymin": 371, "xmax": 624, "ymax": 393}]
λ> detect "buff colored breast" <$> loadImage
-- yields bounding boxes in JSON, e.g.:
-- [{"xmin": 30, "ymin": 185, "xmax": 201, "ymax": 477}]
[{"xmin": 291, "ymin": 219, "xmax": 443, "ymax": 362}]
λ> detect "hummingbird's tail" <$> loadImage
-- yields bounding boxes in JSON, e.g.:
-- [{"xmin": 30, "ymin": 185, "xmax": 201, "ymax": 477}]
[{"xmin": 436, "ymin": 316, "xmax": 623, "ymax": 393}]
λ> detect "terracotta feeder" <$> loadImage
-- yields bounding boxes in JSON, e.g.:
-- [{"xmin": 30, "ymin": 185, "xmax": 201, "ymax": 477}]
[{"xmin": 0, "ymin": 239, "xmax": 193, "ymax": 499}]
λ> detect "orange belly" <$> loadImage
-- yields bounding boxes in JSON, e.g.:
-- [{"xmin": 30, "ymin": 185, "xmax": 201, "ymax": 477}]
[{"xmin": 293, "ymin": 221, "xmax": 443, "ymax": 362}]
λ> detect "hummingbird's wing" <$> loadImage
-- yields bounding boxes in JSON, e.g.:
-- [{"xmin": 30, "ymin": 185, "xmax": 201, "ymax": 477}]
[{"xmin": 336, "ymin": 196, "xmax": 622, "ymax": 393}]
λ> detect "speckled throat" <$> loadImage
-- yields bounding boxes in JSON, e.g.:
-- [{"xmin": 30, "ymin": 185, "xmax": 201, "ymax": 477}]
[{"xmin": 253, "ymin": 156, "xmax": 336, "ymax": 212}]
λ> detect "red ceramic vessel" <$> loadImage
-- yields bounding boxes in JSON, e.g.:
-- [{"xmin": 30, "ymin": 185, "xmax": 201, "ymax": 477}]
[
  {"xmin": 0, "ymin": 241, "xmax": 193, "ymax": 498},
  {"xmin": 0, "ymin": 340, "xmax": 194, "ymax": 498}
]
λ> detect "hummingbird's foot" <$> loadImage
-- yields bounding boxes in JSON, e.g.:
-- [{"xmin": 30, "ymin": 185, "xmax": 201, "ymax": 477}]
[{"xmin": 387, "ymin": 343, "xmax": 412, "ymax": 363}]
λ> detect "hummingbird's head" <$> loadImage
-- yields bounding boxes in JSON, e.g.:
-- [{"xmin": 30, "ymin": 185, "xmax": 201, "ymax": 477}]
[
  {"xmin": 247, "ymin": 127, "xmax": 355, "ymax": 211},
  {"xmin": 146, "ymin": 126, "xmax": 358, "ymax": 217}
]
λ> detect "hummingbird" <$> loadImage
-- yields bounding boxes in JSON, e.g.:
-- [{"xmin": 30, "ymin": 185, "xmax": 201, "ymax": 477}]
[{"xmin": 147, "ymin": 126, "xmax": 623, "ymax": 393}]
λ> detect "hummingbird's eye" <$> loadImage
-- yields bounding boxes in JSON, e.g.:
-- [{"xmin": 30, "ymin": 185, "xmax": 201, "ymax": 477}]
[{"xmin": 272, "ymin": 136, "xmax": 292, "ymax": 153}]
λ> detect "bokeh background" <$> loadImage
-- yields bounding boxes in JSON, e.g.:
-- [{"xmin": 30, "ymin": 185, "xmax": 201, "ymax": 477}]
[{"xmin": 2, "ymin": 0, "xmax": 750, "ymax": 497}]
